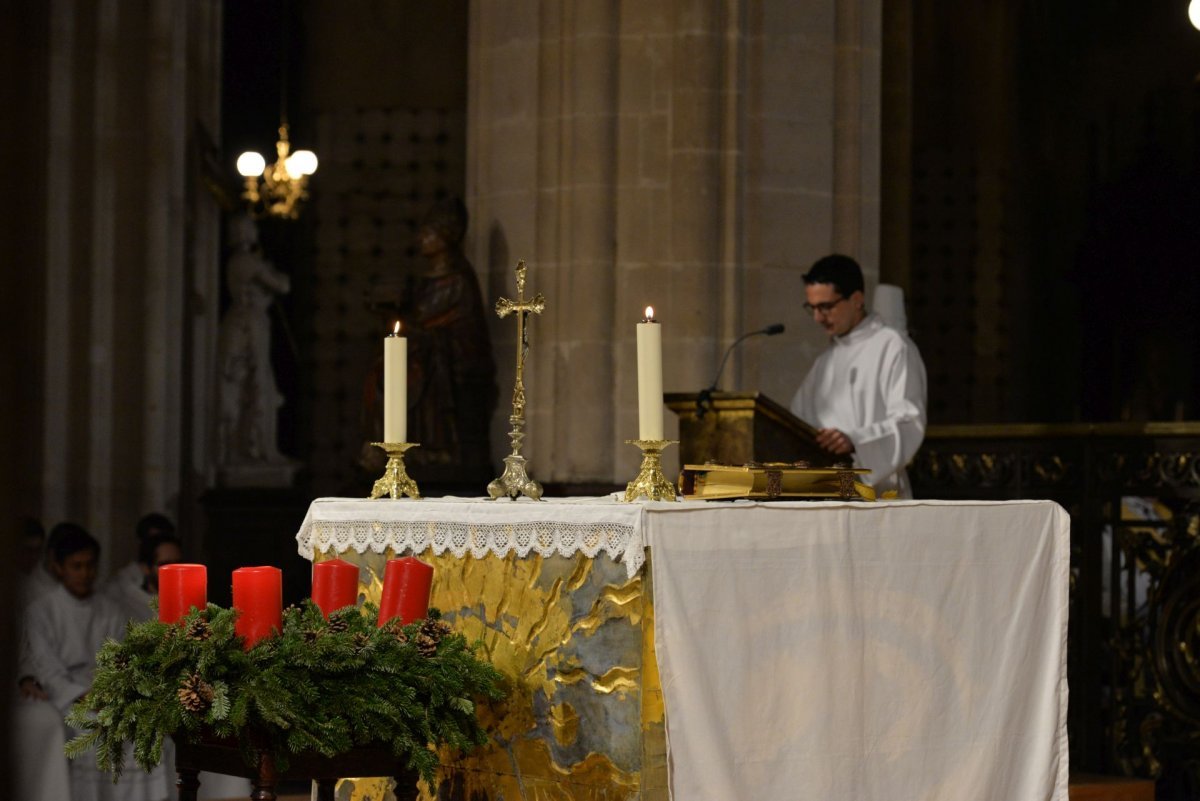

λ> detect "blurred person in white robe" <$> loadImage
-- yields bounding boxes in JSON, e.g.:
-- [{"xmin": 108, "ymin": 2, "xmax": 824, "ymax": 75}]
[
  {"xmin": 105, "ymin": 531, "xmax": 182, "ymax": 623},
  {"xmin": 19, "ymin": 516, "xmax": 57, "ymax": 606},
  {"xmin": 15, "ymin": 517, "xmax": 72, "ymax": 801},
  {"xmin": 106, "ymin": 513, "xmax": 176, "ymax": 601},
  {"xmin": 104, "ymin": 531, "xmax": 251, "ymax": 801},
  {"xmin": 790, "ymin": 255, "xmax": 927, "ymax": 498},
  {"xmin": 13, "ymin": 689, "xmax": 72, "ymax": 801},
  {"xmin": 23, "ymin": 523, "xmax": 167, "ymax": 801}
]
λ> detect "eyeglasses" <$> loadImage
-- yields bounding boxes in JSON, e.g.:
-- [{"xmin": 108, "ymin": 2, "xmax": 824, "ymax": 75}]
[{"xmin": 802, "ymin": 296, "xmax": 847, "ymax": 316}]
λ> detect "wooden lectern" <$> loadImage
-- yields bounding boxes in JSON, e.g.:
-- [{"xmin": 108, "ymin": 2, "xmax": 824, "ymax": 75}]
[{"xmin": 664, "ymin": 391, "xmax": 833, "ymax": 467}]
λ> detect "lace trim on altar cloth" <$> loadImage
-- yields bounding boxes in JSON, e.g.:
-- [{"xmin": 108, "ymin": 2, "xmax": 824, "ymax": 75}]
[{"xmin": 295, "ymin": 500, "xmax": 646, "ymax": 578}]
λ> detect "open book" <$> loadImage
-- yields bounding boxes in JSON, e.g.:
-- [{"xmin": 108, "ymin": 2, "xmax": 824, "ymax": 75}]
[{"xmin": 679, "ymin": 463, "xmax": 874, "ymax": 501}]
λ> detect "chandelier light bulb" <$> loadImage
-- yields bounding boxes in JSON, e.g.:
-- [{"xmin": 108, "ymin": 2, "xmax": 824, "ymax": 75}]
[
  {"xmin": 236, "ymin": 151, "xmax": 266, "ymax": 177},
  {"xmin": 1190, "ymin": 0, "xmax": 1200, "ymax": 31},
  {"xmin": 283, "ymin": 155, "xmax": 303, "ymax": 180},
  {"xmin": 284, "ymin": 149, "xmax": 316, "ymax": 176}
]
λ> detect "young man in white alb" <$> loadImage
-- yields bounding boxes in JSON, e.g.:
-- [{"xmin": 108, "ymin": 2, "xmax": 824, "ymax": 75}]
[{"xmin": 790, "ymin": 254, "xmax": 928, "ymax": 498}]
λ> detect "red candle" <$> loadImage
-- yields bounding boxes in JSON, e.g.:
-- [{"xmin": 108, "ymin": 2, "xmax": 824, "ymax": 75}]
[
  {"xmin": 232, "ymin": 566, "xmax": 283, "ymax": 648},
  {"xmin": 311, "ymin": 558, "xmax": 359, "ymax": 618},
  {"xmin": 377, "ymin": 556, "xmax": 433, "ymax": 627},
  {"xmin": 158, "ymin": 564, "xmax": 207, "ymax": 624}
]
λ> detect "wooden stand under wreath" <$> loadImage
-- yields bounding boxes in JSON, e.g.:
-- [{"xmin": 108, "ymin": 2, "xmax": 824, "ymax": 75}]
[{"xmin": 173, "ymin": 736, "xmax": 418, "ymax": 801}]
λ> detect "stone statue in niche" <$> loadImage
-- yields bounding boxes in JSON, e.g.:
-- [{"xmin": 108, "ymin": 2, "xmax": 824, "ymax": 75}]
[
  {"xmin": 363, "ymin": 198, "xmax": 498, "ymax": 485},
  {"xmin": 216, "ymin": 213, "xmax": 299, "ymax": 487}
]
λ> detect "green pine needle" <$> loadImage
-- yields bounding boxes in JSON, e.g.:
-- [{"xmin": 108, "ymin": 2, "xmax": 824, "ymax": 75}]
[{"xmin": 66, "ymin": 600, "xmax": 505, "ymax": 785}]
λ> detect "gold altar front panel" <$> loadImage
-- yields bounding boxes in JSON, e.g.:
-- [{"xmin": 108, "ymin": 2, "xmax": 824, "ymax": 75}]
[{"xmin": 317, "ymin": 549, "xmax": 667, "ymax": 801}]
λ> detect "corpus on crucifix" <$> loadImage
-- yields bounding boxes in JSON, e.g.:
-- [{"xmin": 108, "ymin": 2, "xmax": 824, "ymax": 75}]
[{"xmin": 487, "ymin": 260, "xmax": 546, "ymax": 500}]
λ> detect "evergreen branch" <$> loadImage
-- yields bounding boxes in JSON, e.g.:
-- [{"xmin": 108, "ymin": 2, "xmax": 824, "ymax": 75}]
[{"xmin": 66, "ymin": 602, "xmax": 505, "ymax": 786}]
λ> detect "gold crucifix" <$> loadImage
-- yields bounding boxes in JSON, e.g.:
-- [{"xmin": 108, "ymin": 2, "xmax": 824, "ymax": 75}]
[
  {"xmin": 488, "ymin": 260, "xmax": 546, "ymax": 500},
  {"xmin": 494, "ymin": 260, "xmax": 545, "ymax": 420}
]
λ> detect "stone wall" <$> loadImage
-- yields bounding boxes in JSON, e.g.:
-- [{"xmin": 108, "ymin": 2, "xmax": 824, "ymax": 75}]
[{"xmin": 467, "ymin": 0, "xmax": 882, "ymax": 484}]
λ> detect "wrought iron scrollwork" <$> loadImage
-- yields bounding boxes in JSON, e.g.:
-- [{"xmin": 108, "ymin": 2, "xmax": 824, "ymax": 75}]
[
  {"xmin": 1151, "ymin": 547, "xmax": 1200, "ymax": 724},
  {"xmin": 910, "ymin": 450, "xmax": 1019, "ymax": 489},
  {"xmin": 1113, "ymin": 503, "xmax": 1200, "ymax": 794},
  {"xmin": 1095, "ymin": 451, "xmax": 1200, "ymax": 491}
]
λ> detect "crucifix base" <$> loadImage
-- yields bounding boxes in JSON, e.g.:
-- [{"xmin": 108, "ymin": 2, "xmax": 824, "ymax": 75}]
[
  {"xmin": 487, "ymin": 417, "xmax": 543, "ymax": 500},
  {"xmin": 487, "ymin": 453, "xmax": 543, "ymax": 501}
]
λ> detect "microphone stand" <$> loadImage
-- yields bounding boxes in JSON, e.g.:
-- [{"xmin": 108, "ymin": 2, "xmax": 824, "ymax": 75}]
[{"xmin": 697, "ymin": 324, "xmax": 785, "ymax": 418}]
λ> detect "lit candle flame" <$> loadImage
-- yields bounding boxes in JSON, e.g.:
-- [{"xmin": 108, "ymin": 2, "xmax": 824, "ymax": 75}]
[
  {"xmin": 393, "ymin": 320, "xmax": 401, "ymax": 335},
  {"xmin": 644, "ymin": 306, "xmax": 655, "ymax": 321}
]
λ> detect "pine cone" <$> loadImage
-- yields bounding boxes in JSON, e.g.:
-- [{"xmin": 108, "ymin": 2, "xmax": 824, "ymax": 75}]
[
  {"xmin": 327, "ymin": 614, "xmax": 351, "ymax": 634},
  {"xmin": 416, "ymin": 633, "xmax": 439, "ymax": 657},
  {"xmin": 303, "ymin": 629, "xmax": 321, "ymax": 644},
  {"xmin": 185, "ymin": 618, "xmax": 211, "ymax": 641},
  {"xmin": 352, "ymin": 632, "xmax": 370, "ymax": 652},
  {"xmin": 177, "ymin": 673, "xmax": 215, "ymax": 714},
  {"xmin": 419, "ymin": 618, "xmax": 452, "ymax": 643},
  {"xmin": 429, "ymin": 619, "xmax": 453, "ymax": 637},
  {"xmin": 384, "ymin": 619, "xmax": 408, "ymax": 643}
]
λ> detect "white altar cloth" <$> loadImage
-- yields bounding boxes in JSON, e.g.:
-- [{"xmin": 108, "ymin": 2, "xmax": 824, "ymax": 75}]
[
  {"xmin": 296, "ymin": 495, "xmax": 648, "ymax": 578},
  {"xmin": 295, "ymin": 497, "xmax": 1069, "ymax": 801},
  {"xmin": 646, "ymin": 499, "xmax": 1070, "ymax": 801}
]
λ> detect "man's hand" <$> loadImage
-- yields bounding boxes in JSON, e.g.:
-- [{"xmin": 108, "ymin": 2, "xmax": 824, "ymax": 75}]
[
  {"xmin": 18, "ymin": 677, "xmax": 48, "ymax": 701},
  {"xmin": 815, "ymin": 427, "xmax": 855, "ymax": 456}
]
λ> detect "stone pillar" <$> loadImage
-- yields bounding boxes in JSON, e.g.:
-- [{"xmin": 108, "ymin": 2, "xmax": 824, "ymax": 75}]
[
  {"xmin": 39, "ymin": 0, "xmax": 222, "ymax": 571},
  {"xmin": 468, "ymin": 0, "xmax": 881, "ymax": 485},
  {"xmin": 468, "ymin": 0, "xmax": 621, "ymax": 483},
  {"xmin": 743, "ymin": 0, "xmax": 883, "ymax": 405},
  {"xmin": 611, "ymin": 1, "xmax": 746, "ymax": 479}
]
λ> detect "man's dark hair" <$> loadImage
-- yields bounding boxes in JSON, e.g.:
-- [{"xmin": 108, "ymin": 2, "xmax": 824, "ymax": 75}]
[
  {"xmin": 138, "ymin": 532, "xmax": 183, "ymax": 567},
  {"xmin": 136, "ymin": 512, "xmax": 175, "ymax": 541},
  {"xmin": 47, "ymin": 522, "xmax": 100, "ymax": 564},
  {"xmin": 802, "ymin": 254, "xmax": 864, "ymax": 298}
]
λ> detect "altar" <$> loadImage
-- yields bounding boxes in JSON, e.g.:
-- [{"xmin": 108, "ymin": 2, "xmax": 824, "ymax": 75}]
[{"xmin": 295, "ymin": 497, "xmax": 1069, "ymax": 801}]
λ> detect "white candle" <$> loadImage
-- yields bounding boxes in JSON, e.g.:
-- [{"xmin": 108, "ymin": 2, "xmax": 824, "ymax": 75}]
[
  {"xmin": 384, "ymin": 321, "xmax": 407, "ymax": 442},
  {"xmin": 636, "ymin": 306, "xmax": 664, "ymax": 440}
]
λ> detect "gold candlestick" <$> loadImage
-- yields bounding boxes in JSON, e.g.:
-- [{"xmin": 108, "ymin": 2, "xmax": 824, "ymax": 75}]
[
  {"xmin": 623, "ymin": 439, "xmax": 679, "ymax": 502},
  {"xmin": 368, "ymin": 442, "xmax": 421, "ymax": 500},
  {"xmin": 488, "ymin": 260, "xmax": 545, "ymax": 501}
]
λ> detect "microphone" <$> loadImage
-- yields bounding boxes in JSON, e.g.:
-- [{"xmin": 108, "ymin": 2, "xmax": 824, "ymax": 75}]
[{"xmin": 697, "ymin": 323, "xmax": 786, "ymax": 418}]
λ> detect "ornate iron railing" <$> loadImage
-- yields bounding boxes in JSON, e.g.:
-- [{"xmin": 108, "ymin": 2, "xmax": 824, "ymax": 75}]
[{"xmin": 911, "ymin": 423, "xmax": 1200, "ymax": 798}]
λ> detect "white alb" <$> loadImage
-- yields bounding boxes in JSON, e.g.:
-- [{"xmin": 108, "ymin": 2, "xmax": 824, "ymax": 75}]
[{"xmin": 791, "ymin": 312, "xmax": 928, "ymax": 497}]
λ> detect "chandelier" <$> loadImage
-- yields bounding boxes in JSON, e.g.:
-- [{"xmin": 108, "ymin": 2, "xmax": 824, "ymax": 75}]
[{"xmin": 236, "ymin": 121, "xmax": 317, "ymax": 220}]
